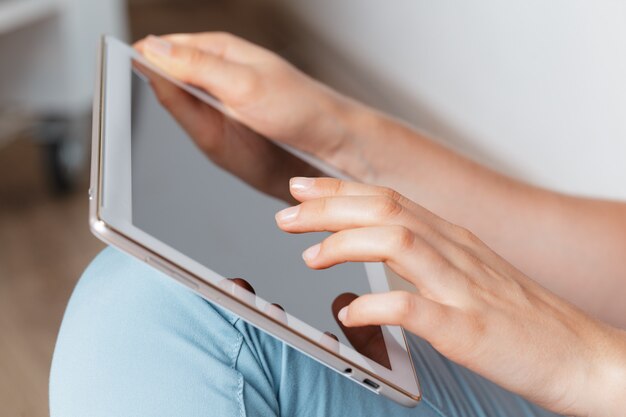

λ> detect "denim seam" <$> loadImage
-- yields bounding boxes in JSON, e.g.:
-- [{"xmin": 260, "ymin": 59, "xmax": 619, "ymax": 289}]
[
  {"xmin": 422, "ymin": 396, "xmax": 451, "ymax": 417},
  {"xmin": 230, "ymin": 330, "xmax": 245, "ymax": 417},
  {"xmin": 218, "ymin": 300, "xmax": 448, "ymax": 417}
]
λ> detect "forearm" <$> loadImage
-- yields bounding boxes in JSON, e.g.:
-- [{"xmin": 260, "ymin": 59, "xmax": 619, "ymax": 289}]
[{"xmin": 323, "ymin": 101, "xmax": 626, "ymax": 327}]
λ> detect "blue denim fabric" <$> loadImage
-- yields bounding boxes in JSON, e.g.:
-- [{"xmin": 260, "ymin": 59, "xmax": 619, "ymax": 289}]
[{"xmin": 50, "ymin": 248, "xmax": 561, "ymax": 417}]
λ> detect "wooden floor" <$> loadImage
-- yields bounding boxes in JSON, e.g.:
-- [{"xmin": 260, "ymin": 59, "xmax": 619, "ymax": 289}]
[
  {"xmin": 0, "ymin": 1, "xmax": 291, "ymax": 415},
  {"xmin": 0, "ymin": 139, "xmax": 104, "ymax": 416}
]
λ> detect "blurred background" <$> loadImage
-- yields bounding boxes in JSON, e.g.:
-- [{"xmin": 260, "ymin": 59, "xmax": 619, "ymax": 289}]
[{"xmin": 1, "ymin": 0, "xmax": 625, "ymax": 415}]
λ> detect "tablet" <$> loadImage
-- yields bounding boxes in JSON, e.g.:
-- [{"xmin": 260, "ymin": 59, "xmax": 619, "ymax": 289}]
[{"xmin": 90, "ymin": 36, "xmax": 421, "ymax": 406}]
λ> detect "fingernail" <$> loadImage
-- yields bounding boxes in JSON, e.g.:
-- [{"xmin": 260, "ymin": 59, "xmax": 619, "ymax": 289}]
[
  {"xmin": 337, "ymin": 307, "xmax": 348, "ymax": 323},
  {"xmin": 276, "ymin": 205, "xmax": 299, "ymax": 223},
  {"xmin": 302, "ymin": 243, "xmax": 321, "ymax": 261},
  {"xmin": 145, "ymin": 35, "xmax": 172, "ymax": 56},
  {"xmin": 290, "ymin": 177, "xmax": 315, "ymax": 192}
]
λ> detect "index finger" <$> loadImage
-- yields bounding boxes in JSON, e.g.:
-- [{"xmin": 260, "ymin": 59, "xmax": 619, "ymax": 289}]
[{"xmin": 288, "ymin": 177, "xmax": 443, "ymax": 226}]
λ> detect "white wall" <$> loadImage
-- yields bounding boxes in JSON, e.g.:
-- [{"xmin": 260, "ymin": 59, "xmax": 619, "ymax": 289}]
[
  {"xmin": 278, "ymin": 0, "xmax": 626, "ymax": 200},
  {"xmin": 0, "ymin": 0, "xmax": 128, "ymax": 115}
]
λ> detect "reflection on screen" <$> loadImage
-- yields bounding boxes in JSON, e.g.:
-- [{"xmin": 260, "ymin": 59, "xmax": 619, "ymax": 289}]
[{"xmin": 130, "ymin": 66, "xmax": 390, "ymax": 368}]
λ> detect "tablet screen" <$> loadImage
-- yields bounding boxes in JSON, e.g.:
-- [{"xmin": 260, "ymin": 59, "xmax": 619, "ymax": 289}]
[{"xmin": 128, "ymin": 67, "xmax": 392, "ymax": 368}]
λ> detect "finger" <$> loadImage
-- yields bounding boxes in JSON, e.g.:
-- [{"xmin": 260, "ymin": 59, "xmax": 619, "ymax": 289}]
[
  {"xmin": 263, "ymin": 302, "xmax": 287, "ymax": 323},
  {"xmin": 143, "ymin": 66, "xmax": 227, "ymax": 145},
  {"xmin": 141, "ymin": 35, "xmax": 255, "ymax": 104},
  {"xmin": 332, "ymin": 293, "xmax": 390, "ymax": 368},
  {"xmin": 288, "ymin": 176, "xmax": 446, "ymax": 226},
  {"xmin": 219, "ymin": 278, "xmax": 256, "ymax": 306},
  {"xmin": 229, "ymin": 278, "xmax": 255, "ymax": 294},
  {"xmin": 287, "ymin": 176, "xmax": 463, "ymax": 231},
  {"xmin": 284, "ymin": 177, "xmax": 493, "ymax": 266},
  {"xmin": 288, "ymin": 177, "xmax": 411, "ymax": 205},
  {"xmin": 303, "ymin": 225, "xmax": 424, "ymax": 269},
  {"xmin": 277, "ymin": 185, "xmax": 492, "ymax": 291},
  {"xmin": 302, "ymin": 226, "xmax": 464, "ymax": 296},
  {"xmin": 318, "ymin": 331, "xmax": 340, "ymax": 353},
  {"xmin": 338, "ymin": 291, "xmax": 454, "ymax": 342},
  {"xmin": 160, "ymin": 32, "xmax": 271, "ymax": 64},
  {"xmin": 332, "ymin": 292, "xmax": 358, "ymax": 320},
  {"xmin": 288, "ymin": 208, "xmax": 481, "ymax": 297},
  {"xmin": 276, "ymin": 194, "xmax": 422, "ymax": 234},
  {"xmin": 276, "ymin": 193, "xmax": 461, "ymax": 272}
]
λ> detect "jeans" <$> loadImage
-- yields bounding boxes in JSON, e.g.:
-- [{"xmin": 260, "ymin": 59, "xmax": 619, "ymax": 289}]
[{"xmin": 50, "ymin": 248, "xmax": 561, "ymax": 417}]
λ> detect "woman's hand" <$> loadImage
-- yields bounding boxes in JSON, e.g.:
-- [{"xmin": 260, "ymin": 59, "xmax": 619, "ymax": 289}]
[
  {"xmin": 133, "ymin": 33, "xmax": 355, "ymax": 201},
  {"xmin": 275, "ymin": 177, "xmax": 626, "ymax": 417}
]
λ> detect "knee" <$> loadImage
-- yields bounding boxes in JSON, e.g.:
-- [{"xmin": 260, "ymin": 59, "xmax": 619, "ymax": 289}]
[
  {"xmin": 50, "ymin": 247, "xmax": 243, "ymax": 416},
  {"xmin": 52, "ymin": 247, "xmax": 213, "ymax": 337},
  {"xmin": 53, "ymin": 246, "xmax": 237, "ymax": 333}
]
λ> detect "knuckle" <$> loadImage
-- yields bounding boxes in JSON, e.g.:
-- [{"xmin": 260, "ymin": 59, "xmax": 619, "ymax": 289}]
[
  {"xmin": 332, "ymin": 179, "xmax": 345, "ymax": 196},
  {"xmin": 455, "ymin": 226, "xmax": 481, "ymax": 247},
  {"xmin": 231, "ymin": 69, "xmax": 259, "ymax": 100},
  {"xmin": 463, "ymin": 251, "xmax": 484, "ymax": 271},
  {"xmin": 381, "ymin": 187, "xmax": 402, "ymax": 202},
  {"xmin": 314, "ymin": 197, "xmax": 329, "ymax": 217},
  {"xmin": 184, "ymin": 47, "xmax": 206, "ymax": 68},
  {"xmin": 372, "ymin": 195, "xmax": 403, "ymax": 219},
  {"xmin": 389, "ymin": 226, "xmax": 415, "ymax": 253}
]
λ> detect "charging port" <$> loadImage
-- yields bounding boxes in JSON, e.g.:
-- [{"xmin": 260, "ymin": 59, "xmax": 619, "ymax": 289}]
[{"xmin": 363, "ymin": 378, "xmax": 380, "ymax": 391}]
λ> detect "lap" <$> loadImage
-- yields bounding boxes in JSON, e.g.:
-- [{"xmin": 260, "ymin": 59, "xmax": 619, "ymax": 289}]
[{"xmin": 50, "ymin": 248, "xmax": 559, "ymax": 417}]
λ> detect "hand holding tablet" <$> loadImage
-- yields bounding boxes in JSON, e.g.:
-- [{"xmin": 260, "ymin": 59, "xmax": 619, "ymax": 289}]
[
  {"xmin": 134, "ymin": 34, "xmax": 355, "ymax": 198},
  {"xmin": 88, "ymin": 31, "xmax": 626, "ymax": 417},
  {"xmin": 136, "ymin": 33, "xmax": 351, "ymax": 161},
  {"xmin": 91, "ymin": 36, "xmax": 421, "ymax": 406}
]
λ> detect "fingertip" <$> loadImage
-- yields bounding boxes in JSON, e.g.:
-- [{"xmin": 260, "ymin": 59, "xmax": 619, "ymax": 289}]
[
  {"xmin": 133, "ymin": 39, "xmax": 145, "ymax": 53},
  {"xmin": 275, "ymin": 205, "xmax": 300, "ymax": 226},
  {"xmin": 229, "ymin": 277, "xmax": 256, "ymax": 294},
  {"xmin": 337, "ymin": 306, "xmax": 348, "ymax": 323},
  {"xmin": 302, "ymin": 243, "xmax": 321, "ymax": 264},
  {"xmin": 144, "ymin": 34, "xmax": 172, "ymax": 58},
  {"xmin": 289, "ymin": 177, "xmax": 316, "ymax": 194}
]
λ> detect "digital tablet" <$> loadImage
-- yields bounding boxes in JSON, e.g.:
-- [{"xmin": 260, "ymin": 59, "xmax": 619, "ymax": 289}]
[{"xmin": 90, "ymin": 35, "xmax": 421, "ymax": 406}]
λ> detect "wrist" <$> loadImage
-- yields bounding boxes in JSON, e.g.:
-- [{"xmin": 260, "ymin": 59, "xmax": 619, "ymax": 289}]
[
  {"xmin": 317, "ymin": 92, "xmax": 396, "ymax": 182},
  {"xmin": 593, "ymin": 327, "xmax": 626, "ymax": 417},
  {"xmin": 581, "ymin": 325, "xmax": 626, "ymax": 417}
]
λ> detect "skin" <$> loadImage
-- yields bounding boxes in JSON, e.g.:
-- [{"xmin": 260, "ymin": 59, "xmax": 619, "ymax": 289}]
[
  {"xmin": 134, "ymin": 33, "xmax": 626, "ymax": 416},
  {"xmin": 226, "ymin": 278, "xmax": 391, "ymax": 368}
]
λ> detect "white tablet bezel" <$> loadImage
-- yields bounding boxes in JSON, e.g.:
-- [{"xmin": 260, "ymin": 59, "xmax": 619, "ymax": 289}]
[{"xmin": 90, "ymin": 35, "xmax": 421, "ymax": 406}]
